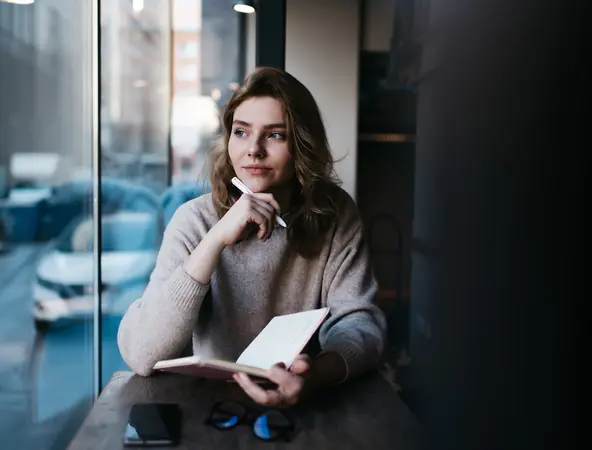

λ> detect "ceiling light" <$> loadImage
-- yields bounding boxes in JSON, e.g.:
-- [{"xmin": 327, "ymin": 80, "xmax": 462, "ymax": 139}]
[
  {"xmin": 233, "ymin": 0, "xmax": 255, "ymax": 14},
  {"xmin": 132, "ymin": 0, "xmax": 144, "ymax": 13},
  {"xmin": 0, "ymin": 0, "xmax": 35, "ymax": 4}
]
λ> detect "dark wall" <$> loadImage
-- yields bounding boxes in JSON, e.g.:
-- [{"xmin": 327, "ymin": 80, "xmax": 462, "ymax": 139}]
[
  {"xmin": 357, "ymin": 140, "xmax": 415, "ymax": 301},
  {"xmin": 357, "ymin": 50, "xmax": 416, "ymax": 314},
  {"xmin": 403, "ymin": 0, "xmax": 585, "ymax": 449}
]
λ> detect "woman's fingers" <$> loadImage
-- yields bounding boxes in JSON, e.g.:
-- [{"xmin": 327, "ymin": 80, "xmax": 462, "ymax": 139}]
[
  {"xmin": 250, "ymin": 195, "xmax": 276, "ymax": 215},
  {"xmin": 249, "ymin": 202, "xmax": 274, "ymax": 240},
  {"xmin": 266, "ymin": 365, "xmax": 304, "ymax": 406},
  {"xmin": 250, "ymin": 192, "xmax": 281, "ymax": 216},
  {"xmin": 248, "ymin": 209, "xmax": 269, "ymax": 240},
  {"xmin": 233, "ymin": 373, "xmax": 283, "ymax": 407},
  {"xmin": 234, "ymin": 192, "xmax": 281, "ymax": 241},
  {"xmin": 233, "ymin": 367, "xmax": 304, "ymax": 408},
  {"xmin": 289, "ymin": 354, "xmax": 311, "ymax": 375},
  {"xmin": 234, "ymin": 373, "xmax": 270, "ymax": 404}
]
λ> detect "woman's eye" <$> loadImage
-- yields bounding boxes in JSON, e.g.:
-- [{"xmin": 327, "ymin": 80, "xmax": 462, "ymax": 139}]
[
  {"xmin": 233, "ymin": 129, "xmax": 246, "ymax": 137},
  {"xmin": 269, "ymin": 132, "xmax": 285, "ymax": 140}
]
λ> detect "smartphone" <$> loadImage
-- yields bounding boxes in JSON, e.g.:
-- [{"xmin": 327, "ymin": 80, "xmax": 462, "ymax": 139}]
[{"xmin": 123, "ymin": 403, "xmax": 182, "ymax": 446}]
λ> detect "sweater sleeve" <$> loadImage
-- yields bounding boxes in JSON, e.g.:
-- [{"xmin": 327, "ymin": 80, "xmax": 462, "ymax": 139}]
[
  {"xmin": 117, "ymin": 202, "xmax": 211, "ymax": 376},
  {"xmin": 318, "ymin": 195, "xmax": 388, "ymax": 382}
]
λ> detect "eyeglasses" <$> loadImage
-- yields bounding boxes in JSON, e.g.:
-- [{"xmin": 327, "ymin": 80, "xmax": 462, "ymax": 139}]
[{"xmin": 204, "ymin": 400, "xmax": 296, "ymax": 442}]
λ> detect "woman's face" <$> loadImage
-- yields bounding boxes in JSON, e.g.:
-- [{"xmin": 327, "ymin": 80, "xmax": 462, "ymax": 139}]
[{"xmin": 228, "ymin": 96, "xmax": 295, "ymax": 193}]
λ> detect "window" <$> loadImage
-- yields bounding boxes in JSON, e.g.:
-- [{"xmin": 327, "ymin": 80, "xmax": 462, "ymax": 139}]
[
  {"xmin": 0, "ymin": 1, "xmax": 96, "ymax": 445},
  {"xmin": 177, "ymin": 41, "xmax": 198, "ymax": 59},
  {"xmin": 0, "ymin": 1, "xmax": 249, "ymax": 447}
]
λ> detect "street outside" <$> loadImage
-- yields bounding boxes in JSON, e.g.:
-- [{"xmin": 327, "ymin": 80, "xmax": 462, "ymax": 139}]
[{"xmin": 0, "ymin": 242, "xmax": 130, "ymax": 449}]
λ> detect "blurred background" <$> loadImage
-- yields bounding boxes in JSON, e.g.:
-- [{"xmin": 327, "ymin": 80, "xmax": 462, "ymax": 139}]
[
  {"xmin": 1, "ymin": 0, "xmax": 416, "ymax": 447},
  {"xmin": 0, "ymin": 0, "xmax": 248, "ymax": 447},
  {"xmin": 0, "ymin": 0, "xmax": 584, "ymax": 449}
]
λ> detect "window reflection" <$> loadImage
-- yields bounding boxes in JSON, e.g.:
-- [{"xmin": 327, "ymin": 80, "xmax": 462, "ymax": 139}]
[
  {"xmin": 0, "ymin": 0, "xmax": 246, "ymax": 447},
  {"xmin": 170, "ymin": 0, "xmax": 241, "ymax": 184},
  {"xmin": 99, "ymin": 0, "xmax": 172, "ymax": 389},
  {"xmin": 101, "ymin": 0, "xmax": 172, "ymax": 194},
  {"xmin": 0, "ymin": 0, "xmax": 95, "ymax": 447}
]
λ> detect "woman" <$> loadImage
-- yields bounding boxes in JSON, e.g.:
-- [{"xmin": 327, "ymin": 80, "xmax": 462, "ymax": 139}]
[{"xmin": 117, "ymin": 67, "xmax": 387, "ymax": 408}]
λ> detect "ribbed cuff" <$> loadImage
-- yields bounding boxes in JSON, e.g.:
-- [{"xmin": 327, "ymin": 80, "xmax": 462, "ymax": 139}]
[
  {"xmin": 165, "ymin": 265, "xmax": 211, "ymax": 312},
  {"xmin": 318, "ymin": 343, "xmax": 366, "ymax": 384}
]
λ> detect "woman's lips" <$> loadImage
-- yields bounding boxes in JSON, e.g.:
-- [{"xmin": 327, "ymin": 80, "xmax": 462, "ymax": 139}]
[{"xmin": 244, "ymin": 167, "xmax": 271, "ymax": 176}]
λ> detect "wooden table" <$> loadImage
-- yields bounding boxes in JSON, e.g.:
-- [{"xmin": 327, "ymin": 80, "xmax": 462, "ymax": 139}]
[{"xmin": 68, "ymin": 370, "xmax": 423, "ymax": 450}]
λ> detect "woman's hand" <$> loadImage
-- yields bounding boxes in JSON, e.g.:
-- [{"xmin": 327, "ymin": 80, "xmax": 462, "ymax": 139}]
[
  {"xmin": 233, "ymin": 354, "xmax": 312, "ymax": 408},
  {"xmin": 183, "ymin": 191, "xmax": 280, "ymax": 284},
  {"xmin": 211, "ymin": 192, "xmax": 281, "ymax": 246}
]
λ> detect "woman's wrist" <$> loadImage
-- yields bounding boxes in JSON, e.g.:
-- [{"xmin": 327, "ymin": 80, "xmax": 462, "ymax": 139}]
[
  {"xmin": 183, "ymin": 229, "xmax": 227, "ymax": 284},
  {"xmin": 202, "ymin": 225, "xmax": 228, "ymax": 252}
]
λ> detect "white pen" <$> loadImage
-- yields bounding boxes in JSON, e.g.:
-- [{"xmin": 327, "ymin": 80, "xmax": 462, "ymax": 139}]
[{"xmin": 231, "ymin": 177, "xmax": 288, "ymax": 228}]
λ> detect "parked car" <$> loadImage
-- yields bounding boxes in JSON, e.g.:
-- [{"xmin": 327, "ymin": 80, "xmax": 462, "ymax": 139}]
[
  {"xmin": 32, "ymin": 211, "xmax": 161, "ymax": 332},
  {"xmin": 38, "ymin": 177, "xmax": 161, "ymax": 241}
]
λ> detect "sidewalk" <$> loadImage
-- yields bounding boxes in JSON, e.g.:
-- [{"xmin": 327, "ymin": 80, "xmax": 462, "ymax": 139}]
[{"xmin": 0, "ymin": 243, "xmax": 49, "ymax": 448}]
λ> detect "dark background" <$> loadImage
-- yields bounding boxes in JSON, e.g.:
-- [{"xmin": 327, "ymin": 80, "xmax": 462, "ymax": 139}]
[
  {"xmin": 257, "ymin": 1, "xmax": 587, "ymax": 448},
  {"xmin": 397, "ymin": 0, "xmax": 586, "ymax": 449}
]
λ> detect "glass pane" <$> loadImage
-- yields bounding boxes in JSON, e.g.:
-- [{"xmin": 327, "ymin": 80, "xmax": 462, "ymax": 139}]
[
  {"xmin": 0, "ymin": 1, "xmax": 95, "ymax": 449},
  {"xmin": 99, "ymin": 0, "xmax": 249, "ymax": 388},
  {"xmin": 99, "ymin": 0, "xmax": 172, "ymax": 386},
  {"xmin": 170, "ymin": 0, "xmax": 242, "ymax": 187}
]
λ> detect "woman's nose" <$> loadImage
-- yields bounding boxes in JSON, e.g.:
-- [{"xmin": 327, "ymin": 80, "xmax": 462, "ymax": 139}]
[{"xmin": 248, "ymin": 139, "xmax": 266, "ymax": 159}]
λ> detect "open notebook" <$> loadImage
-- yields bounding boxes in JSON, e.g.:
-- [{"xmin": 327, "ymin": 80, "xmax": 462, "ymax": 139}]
[{"xmin": 152, "ymin": 307, "xmax": 330, "ymax": 381}]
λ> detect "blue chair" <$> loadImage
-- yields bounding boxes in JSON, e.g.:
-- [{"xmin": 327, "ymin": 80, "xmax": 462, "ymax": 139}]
[
  {"xmin": 160, "ymin": 181, "xmax": 211, "ymax": 228},
  {"xmin": 37, "ymin": 177, "xmax": 161, "ymax": 241}
]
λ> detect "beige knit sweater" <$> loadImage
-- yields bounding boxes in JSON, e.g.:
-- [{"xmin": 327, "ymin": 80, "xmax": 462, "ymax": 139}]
[{"xmin": 117, "ymin": 187, "xmax": 387, "ymax": 381}]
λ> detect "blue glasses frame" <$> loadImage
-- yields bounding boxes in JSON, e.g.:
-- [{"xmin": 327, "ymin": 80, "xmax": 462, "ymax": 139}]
[{"xmin": 204, "ymin": 400, "xmax": 296, "ymax": 442}]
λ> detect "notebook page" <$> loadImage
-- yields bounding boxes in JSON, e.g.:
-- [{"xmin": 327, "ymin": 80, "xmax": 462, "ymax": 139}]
[{"xmin": 235, "ymin": 307, "xmax": 329, "ymax": 370}]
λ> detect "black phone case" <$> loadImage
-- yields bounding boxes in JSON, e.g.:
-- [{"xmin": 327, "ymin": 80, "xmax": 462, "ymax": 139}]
[{"xmin": 123, "ymin": 403, "xmax": 182, "ymax": 447}]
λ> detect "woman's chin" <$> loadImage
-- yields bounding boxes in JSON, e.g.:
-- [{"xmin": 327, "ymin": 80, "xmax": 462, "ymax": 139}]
[
  {"xmin": 242, "ymin": 178, "xmax": 274, "ymax": 193},
  {"xmin": 249, "ymin": 183, "xmax": 273, "ymax": 194}
]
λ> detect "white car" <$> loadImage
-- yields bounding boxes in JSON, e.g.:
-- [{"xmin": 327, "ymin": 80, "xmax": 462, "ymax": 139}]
[{"xmin": 33, "ymin": 211, "xmax": 160, "ymax": 331}]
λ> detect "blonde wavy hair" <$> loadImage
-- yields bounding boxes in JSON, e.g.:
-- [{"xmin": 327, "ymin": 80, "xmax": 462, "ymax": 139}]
[{"xmin": 208, "ymin": 67, "xmax": 341, "ymax": 258}]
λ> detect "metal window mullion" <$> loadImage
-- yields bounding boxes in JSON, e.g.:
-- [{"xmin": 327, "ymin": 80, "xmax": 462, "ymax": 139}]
[
  {"xmin": 255, "ymin": 0, "xmax": 286, "ymax": 69},
  {"xmin": 238, "ymin": 11, "xmax": 247, "ymax": 79},
  {"xmin": 91, "ymin": 0, "xmax": 103, "ymax": 399},
  {"xmin": 166, "ymin": 0, "xmax": 173, "ymax": 187}
]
